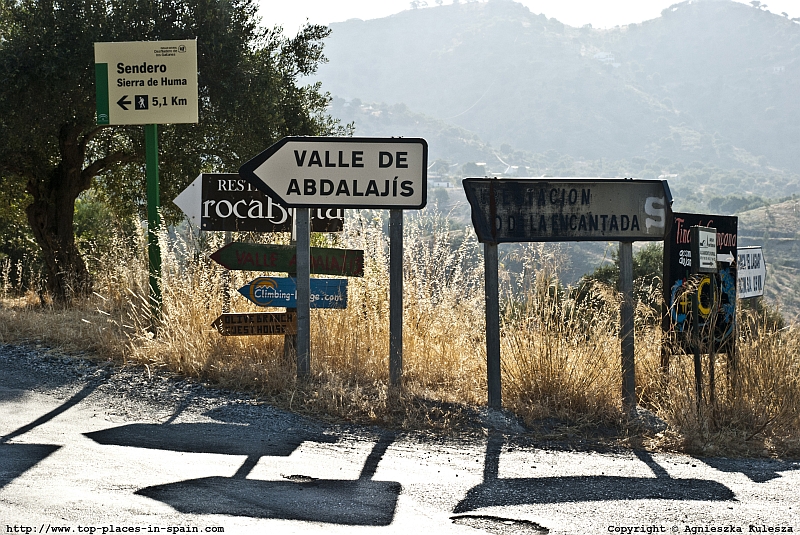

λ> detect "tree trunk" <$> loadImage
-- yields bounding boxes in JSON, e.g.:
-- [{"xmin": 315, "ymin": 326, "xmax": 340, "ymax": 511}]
[
  {"xmin": 25, "ymin": 125, "xmax": 93, "ymax": 305},
  {"xmin": 25, "ymin": 193, "xmax": 91, "ymax": 305}
]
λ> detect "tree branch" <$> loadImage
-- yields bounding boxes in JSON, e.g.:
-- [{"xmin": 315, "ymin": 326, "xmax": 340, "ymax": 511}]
[{"xmin": 82, "ymin": 151, "xmax": 142, "ymax": 183}]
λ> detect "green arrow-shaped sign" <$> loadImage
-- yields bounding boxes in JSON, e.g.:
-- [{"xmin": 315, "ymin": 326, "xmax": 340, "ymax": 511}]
[{"xmin": 210, "ymin": 243, "xmax": 364, "ymax": 277}]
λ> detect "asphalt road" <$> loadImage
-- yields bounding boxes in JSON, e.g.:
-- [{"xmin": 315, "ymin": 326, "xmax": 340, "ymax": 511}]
[{"xmin": 1, "ymin": 344, "xmax": 799, "ymax": 535}]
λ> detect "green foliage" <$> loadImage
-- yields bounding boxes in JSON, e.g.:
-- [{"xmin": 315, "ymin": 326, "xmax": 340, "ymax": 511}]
[
  {"xmin": 461, "ymin": 162, "xmax": 486, "ymax": 177},
  {"xmin": 0, "ymin": 0, "xmax": 345, "ymax": 301},
  {"xmin": 0, "ymin": 0, "xmax": 344, "ymax": 219},
  {"xmin": 740, "ymin": 296, "xmax": 786, "ymax": 333},
  {"xmin": 580, "ymin": 242, "xmax": 663, "ymax": 295},
  {"xmin": 707, "ymin": 194, "xmax": 771, "ymax": 214},
  {"xmin": 0, "ymin": 175, "xmax": 41, "ymax": 291}
]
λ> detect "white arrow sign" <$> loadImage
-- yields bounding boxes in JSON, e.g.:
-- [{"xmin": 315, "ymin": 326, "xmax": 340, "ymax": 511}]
[
  {"xmin": 172, "ymin": 174, "xmax": 203, "ymax": 226},
  {"xmin": 238, "ymin": 136, "xmax": 428, "ymax": 209},
  {"xmin": 172, "ymin": 173, "xmax": 345, "ymax": 233}
]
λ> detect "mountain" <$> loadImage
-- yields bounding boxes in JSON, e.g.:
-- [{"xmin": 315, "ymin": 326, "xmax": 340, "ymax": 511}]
[
  {"xmin": 315, "ymin": 0, "xmax": 800, "ymax": 180},
  {"xmin": 314, "ymin": 0, "xmax": 800, "ymax": 317}
]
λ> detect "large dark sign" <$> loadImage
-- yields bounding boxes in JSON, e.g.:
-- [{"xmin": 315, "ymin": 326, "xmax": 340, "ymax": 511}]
[
  {"xmin": 462, "ymin": 178, "xmax": 671, "ymax": 243},
  {"xmin": 662, "ymin": 212, "xmax": 738, "ymax": 352},
  {"xmin": 173, "ymin": 173, "xmax": 344, "ymax": 232}
]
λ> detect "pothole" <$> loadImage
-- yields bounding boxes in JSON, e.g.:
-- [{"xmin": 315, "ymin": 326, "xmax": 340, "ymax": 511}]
[{"xmin": 451, "ymin": 515, "xmax": 548, "ymax": 534}]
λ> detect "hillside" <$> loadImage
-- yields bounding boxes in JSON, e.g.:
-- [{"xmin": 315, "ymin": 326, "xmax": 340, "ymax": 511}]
[{"xmin": 316, "ymin": 0, "xmax": 800, "ymax": 180}]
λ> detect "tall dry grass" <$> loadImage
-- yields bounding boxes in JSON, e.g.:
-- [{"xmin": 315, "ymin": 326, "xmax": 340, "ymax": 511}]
[{"xmin": 1, "ymin": 209, "xmax": 798, "ymax": 455}]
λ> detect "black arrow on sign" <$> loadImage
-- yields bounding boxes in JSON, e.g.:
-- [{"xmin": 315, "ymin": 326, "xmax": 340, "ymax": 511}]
[{"xmin": 117, "ymin": 95, "xmax": 131, "ymax": 111}]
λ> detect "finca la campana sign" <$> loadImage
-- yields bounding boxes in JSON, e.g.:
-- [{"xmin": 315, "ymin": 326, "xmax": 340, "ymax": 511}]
[
  {"xmin": 462, "ymin": 178, "xmax": 672, "ymax": 242},
  {"xmin": 94, "ymin": 40, "xmax": 198, "ymax": 125},
  {"xmin": 662, "ymin": 212, "xmax": 738, "ymax": 354}
]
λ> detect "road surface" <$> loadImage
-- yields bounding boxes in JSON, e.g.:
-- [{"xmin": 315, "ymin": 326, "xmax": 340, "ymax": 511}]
[{"xmin": 1, "ymin": 344, "xmax": 798, "ymax": 534}]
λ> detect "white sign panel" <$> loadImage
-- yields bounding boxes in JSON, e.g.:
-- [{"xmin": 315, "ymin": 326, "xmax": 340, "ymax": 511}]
[
  {"xmin": 95, "ymin": 40, "xmax": 198, "ymax": 125},
  {"xmin": 696, "ymin": 226, "xmax": 717, "ymax": 273},
  {"xmin": 737, "ymin": 246, "xmax": 766, "ymax": 298},
  {"xmin": 239, "ymin": 137, "xmax": 428, "ymax": 209}
]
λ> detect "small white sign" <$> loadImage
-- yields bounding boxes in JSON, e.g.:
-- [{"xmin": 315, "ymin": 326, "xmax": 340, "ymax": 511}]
[
  {"xmin": 95, "ymin": 40, "xmax": 198, "ymax": 125},
  {"xmin": 696, "ymin": 227, "xmax": 717, "ymax": 273},
  {"xmin": 737, "ymin": 246, "xmax": 766, "ymax": 298}
]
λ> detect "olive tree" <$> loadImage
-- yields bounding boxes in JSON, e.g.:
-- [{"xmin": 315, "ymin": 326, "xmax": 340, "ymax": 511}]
[{"xmin": 0, "ymin": 0, "xmax": 342, "ymax": 304}]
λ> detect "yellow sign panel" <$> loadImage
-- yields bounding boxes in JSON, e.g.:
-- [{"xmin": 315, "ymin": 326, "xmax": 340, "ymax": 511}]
[{"xmin": 94, "ymin": 40, "xmax": 198, "ymax": 125}]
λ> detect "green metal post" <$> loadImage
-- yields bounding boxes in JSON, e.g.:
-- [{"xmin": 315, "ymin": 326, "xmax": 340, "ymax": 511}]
[{"xmin": 145, "ymin": 124, "xmax": 162, "ymax": 324}]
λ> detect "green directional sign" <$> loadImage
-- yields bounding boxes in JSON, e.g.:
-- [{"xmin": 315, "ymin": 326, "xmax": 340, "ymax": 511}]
[{"xmin": 210, "ymin": 243, "xmax": 364, "ymax": 277}]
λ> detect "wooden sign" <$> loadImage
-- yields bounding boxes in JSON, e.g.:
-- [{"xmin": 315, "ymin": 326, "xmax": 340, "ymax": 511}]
[
  {"xmin": 212, "ymin": 312, "xmax": 297, "ymax": 336},
  {"xmin": 210, "ymin": 243, "xmax": 363, "ymax": 277}
]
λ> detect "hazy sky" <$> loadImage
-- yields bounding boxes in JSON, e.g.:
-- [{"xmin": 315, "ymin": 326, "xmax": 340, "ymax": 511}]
[{"xmin": 260, "ymin": 0, "xmax": 799, "ymax": 34}]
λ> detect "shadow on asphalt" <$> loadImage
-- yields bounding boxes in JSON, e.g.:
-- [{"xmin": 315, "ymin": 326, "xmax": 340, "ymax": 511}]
[
  {"xmin": 0, "ymin": 444, "xmax": 61, "ymax": 490},
  {"xmin": 85, "ymin": 423, "xmax": 401, "ymax": 526},
  {"xmin": 136, "ymin": 477, "xmax": 401, "ymax": 525},
  {"xmin": 2, "ymin": 381, "xmax": 99, "ymax": 444},
  {"xmin": 0, "ymin": 380, "xmax": 102, "ymax": 490},
  {"xmin": 697, "ymin": 456, "xmax": 800, "ymax": 483},
  {"xmin": 453, "ymin": 435, "xmax": 736, "ymax": 513},
  {"xmin": 84, "ymin": 422, "xmax": 335, "ymax": 456}
]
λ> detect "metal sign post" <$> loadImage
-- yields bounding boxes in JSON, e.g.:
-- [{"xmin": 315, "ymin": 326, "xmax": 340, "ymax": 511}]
[
  {"xmin": 296, "ymin": 208, "xmax": 311, "ymax": 378},
  {"xmin": 689, "ymin": 225, "xmax": 719, "ymax": 411},
  {"xmin": 619, "ymin": 241, "xmax": 636, "ymax": 415},
  {"xmin": 240, "ymin": 136, "xmax": 428, "ymax": 384},
  {"xmin": 389, "ymin": 209, "xmax": 404, "ymax": 387},
  {"xmin": 95, "ymin": 40, "xmax": 199, "ymax": 326},
  {"xmin": 464, "ymin": 177, "xmax": 672, "ymax": 412},
  {"xmin": 145, "ymin": 124, "xmax": 161, "ymax": 324},
  {"xmin": 484, "ymin": 241, "xmax": 501, "ymax": 409}
]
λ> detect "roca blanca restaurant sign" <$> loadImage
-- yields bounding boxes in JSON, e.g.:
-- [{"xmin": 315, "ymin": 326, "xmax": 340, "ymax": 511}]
[
  {"xmin": 173, "ymin": 173, "xmax": 343, "ymax": 232},
  {"xmin": 238, "ymin": 137, "xmax": 428, "ymax": 209},
  {"xmin": 462, "ymin": 178, "xmax": 672, "ymax": 243}
]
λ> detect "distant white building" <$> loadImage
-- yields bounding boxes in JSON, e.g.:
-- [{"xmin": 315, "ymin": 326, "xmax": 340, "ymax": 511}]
[{"xmin": 593, "ymin": 52, "xmax": 615, "ymax": 63}]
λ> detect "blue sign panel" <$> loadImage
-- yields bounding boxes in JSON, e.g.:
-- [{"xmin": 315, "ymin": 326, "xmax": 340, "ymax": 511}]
[{"xmin": 238, "ymin": 277, "xmax": 348, "ymax": 309}]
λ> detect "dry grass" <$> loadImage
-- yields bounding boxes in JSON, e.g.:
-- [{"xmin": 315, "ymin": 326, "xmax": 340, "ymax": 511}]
[{"xmin": 1, "ymin": 210, "xmax": 799, "ymax": 457}]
